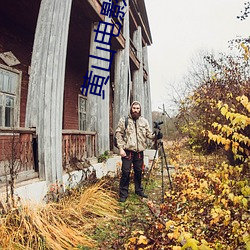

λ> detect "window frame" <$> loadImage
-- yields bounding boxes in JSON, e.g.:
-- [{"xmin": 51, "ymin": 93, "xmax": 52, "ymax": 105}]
[
  {"xmin": 78, "ymin": 95, "xmax": 87, "ymax": 131},
  {"xmin": 0, "ymin": 64, "xmax": 22, "ymax": 129}
]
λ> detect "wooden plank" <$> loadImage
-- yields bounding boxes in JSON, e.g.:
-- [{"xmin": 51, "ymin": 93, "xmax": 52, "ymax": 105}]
[
  {"xmin": 129, "ymin": 46, "xmax": 140, "ymax": 70},
  {"xmin": 111, "ymin": 19, "xmax": 125, "ymax": 50},
  {"xmin": 0, "ymin": 127, "xmax": 36, "ymax": 133},
  {"xmin": 62, "ymin": 130, "xmax": 96, "ymax": 135}
]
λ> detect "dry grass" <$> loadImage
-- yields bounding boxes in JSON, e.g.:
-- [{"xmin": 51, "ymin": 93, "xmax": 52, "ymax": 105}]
[{"xmin": 0, "ymin": 180, "xmax": 121, "ymax": 249}]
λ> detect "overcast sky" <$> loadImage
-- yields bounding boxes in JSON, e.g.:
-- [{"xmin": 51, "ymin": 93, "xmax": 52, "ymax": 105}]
[{"xmin": 144, "ymin": 0, "xmax": 250, "ymax": 112}]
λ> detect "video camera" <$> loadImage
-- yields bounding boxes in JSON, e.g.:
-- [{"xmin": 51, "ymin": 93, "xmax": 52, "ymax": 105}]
[
  {"xmin": 153, "ymin": 121, "xmax": 164, "ymax": 143},
  {"xmin": 153, "ymin": 121, "xmax": 163, "ymax": 130}
]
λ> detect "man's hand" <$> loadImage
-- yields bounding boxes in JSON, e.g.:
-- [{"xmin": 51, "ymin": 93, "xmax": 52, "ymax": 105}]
[{"xmin": 120, "ymin": 148, "xmax": 126, "ymax": 157}]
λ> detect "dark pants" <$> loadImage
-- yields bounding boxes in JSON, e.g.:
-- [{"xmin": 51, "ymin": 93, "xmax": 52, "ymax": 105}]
[{"xmin": 119, "ymin": 150, "xmax": 144, "ymax": 198}]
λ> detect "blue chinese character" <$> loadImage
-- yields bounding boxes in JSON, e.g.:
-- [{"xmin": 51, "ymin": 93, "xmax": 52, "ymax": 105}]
[
  {"xmin": 121, "ymin": 0, "xmax": 127, "ymax": 7},
  {"xmin": 89, "ymin": 46, "xmax": 117, "ymax": 72},
  {"xmin": 81, "ymin": 71, "xmax": 110, "ymax": 99},
  {"xmin": 94, "ymin": 21, "xmax": 121, "ymax": 45},
  {"xmin": 101, "ymin": 0, "xmax": 126, "ymax": 20}
]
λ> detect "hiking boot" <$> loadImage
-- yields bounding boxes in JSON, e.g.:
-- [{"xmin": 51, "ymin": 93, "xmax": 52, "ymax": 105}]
[
  {"xmin": 119, "ymin": 197, "xmax": 127, "ymax": 202},
  {"xmin": 135, "ymin": 192, "xmax": 148, "ymax": 198}
]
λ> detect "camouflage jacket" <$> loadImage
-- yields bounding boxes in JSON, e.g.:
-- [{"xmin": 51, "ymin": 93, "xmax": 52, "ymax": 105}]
[{"xmin": 115, "ymin": 115, "xmax": 155, "ymax": 152}]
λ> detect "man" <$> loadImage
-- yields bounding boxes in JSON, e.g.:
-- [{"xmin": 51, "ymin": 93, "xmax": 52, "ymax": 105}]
[{"xmin": 115, "ymin": 101, "xmax": 159, "ymax": 202}]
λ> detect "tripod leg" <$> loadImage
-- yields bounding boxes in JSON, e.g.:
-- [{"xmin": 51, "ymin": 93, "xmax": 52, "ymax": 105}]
[
  {"xmin": 161, "ymin": 143, "xmax": 173, "ymax": 190},
  {"xmin": 160, "ymin": 146, "xmax": 165, "ymax": 204},
  {"xmin": 144, "ymin": 148, "xmax": 158, "ymax": 192}
]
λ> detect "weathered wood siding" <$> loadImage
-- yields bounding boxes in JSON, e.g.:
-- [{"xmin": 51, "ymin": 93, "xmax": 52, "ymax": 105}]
[
  {"xmin": 0, "ymin": 128, "xmax": 37, "ymax": 186},
  {"xmin": 62, "ymin": 130, "xmax": 96, "ymax": 168},
  {"xmin": 0, "ymin": 15, "xmax": 34, "ymax": 127},
  {"xmin": 25, "ymin": 0, "xmax": 72, "ymax": 183}
]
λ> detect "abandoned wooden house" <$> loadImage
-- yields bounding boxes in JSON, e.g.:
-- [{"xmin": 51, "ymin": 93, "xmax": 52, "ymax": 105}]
[{"xmin": 0, "ymin": 0, "xmax": 153, "ymax": 194}]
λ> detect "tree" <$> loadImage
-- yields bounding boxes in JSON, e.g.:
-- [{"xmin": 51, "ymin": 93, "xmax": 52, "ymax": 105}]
[
  {"xmin": 175, "ymin": 45, "xmax": 250, "ymax": 155},
  {"xmin": 237, "ymin": 2, "xmax": 250, "ymax": 21}
]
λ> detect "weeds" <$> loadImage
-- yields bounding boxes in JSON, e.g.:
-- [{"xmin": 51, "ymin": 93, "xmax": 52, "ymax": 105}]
[{"xmin": 0, "ymin": 180, "xmax": 121, "ymax": 249}]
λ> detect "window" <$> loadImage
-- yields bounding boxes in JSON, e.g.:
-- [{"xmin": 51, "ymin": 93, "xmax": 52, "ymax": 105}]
[
  {"xmin": 78, "ymin": 95, "xmax": 87, "ymax": 131},
  {"xmin": 0, "ymin": 66, "xmax": 20, "ymax": 127}
]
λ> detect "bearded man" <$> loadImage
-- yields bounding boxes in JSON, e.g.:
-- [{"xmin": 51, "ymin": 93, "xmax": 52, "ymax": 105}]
[{"xmin": 115, "ymin": 101, "xmax": 156, "ymax": 202}]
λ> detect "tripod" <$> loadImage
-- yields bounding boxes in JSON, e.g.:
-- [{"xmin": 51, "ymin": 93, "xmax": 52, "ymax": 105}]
[{"xmin": 144, "ymin": 130, "xmax": 173, "ymax": 203}]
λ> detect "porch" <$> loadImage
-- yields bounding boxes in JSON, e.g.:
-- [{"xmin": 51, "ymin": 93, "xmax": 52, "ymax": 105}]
[{"xmin": 0, "ymin": 128, "xmax": 97, "ymax": 188}]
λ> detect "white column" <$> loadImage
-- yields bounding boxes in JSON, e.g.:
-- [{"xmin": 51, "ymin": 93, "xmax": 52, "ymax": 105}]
[
  {"xmin": 25, "ymin": 0, "xmax": 72, "ymax": 183},
  {"xmin": 113, "ymin": 0, "xmax": 131, "ymax": 130},
  {"xmin": 142, "ymin": 45, "xmax": 153, "ymax": 126},
  {"xmin": 132, "ymin": 26, "xmax": 144, "ymax": 116},
  {"xmin": 86, "ymin": 19, "xmax": 111, "ymax": 155}
]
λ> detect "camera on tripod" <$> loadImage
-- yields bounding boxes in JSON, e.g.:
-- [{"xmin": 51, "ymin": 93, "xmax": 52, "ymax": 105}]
[
  {"xmin": 153, "ymin": 121, "xmax": 163, "ymax": 141},
  {"xmin": 144, "ymin": 119, "xmax": 173, "ymax": 199},
  {"xmin": 153, "ymin": 121, "xmax": 163, "ymax": 130}
]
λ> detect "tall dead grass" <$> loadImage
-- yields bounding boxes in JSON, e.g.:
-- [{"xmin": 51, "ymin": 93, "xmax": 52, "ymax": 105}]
[{"xmin": 0, "ymin": 180, "xmax": 120, "ymax": 249}]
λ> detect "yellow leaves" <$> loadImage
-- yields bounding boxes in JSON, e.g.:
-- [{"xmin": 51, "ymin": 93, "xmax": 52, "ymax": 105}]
[
  {"xmin": 182, "ymin": 195, "xmax": 187, "ymax": 203},
  {"xmin": 241, "ymin": 185, "xmax": 250, "ymax": 197},
  {"xmin": 211, "ymin": 72, "xmax": 217, "ymax": 82},
  {"xmin": 243, "ymin": 232, "xmax": 250, "ymax": 250},
  {"xmin": 199, "ymin": 241, "xmax": 212, "ymax": 250},
  {"xmin": 220, "ymin": 198, "xmax": 228, "ymax": 208},
  {"xmin": 132, "ymin": 230, "xmax": 144, "ymax": 235},
  {"xmin": 240, "ymin": 43, "xmax": 250, "ymax": 60},
  {"xmin": 208, "ymin": 95, "xmax": 250, "ymax": 161},
  {"xmin": 232, "ymin": 220, "xmax": 241, "ymax": 233},
  {"xmin": 227, "ymin": 194, "xmax": 248, "ymax": 208},
  {"xmin": 173, "ymin": 247, "xmax": 182, "ymax": 250},
  {"xmin": 242, "ymin": 198, "xmax": 248, "ymax": 209},
  {"xmin": 210, "ymin": 207, "xmax": 222, "ymax": 225},
  {"xmin": 183, "ymin": 213, "xmax": 189, "ymax": 223},
  {"xmin": 199, "ymin": 180, "xmax": 208, "ymax": 190},
  {"xmin": 198, "ymin": 208, "xmax": 204, "ymax": 214},
  {"xmin": 168, "ymin": 228, "xmax": 181, "ymax": 241},
  {"xmin": 128, "ymin": 237, "xmax": 137, "ymax": 244},
  {"xmin": 137, "ymin": 235, "xmax": 149, "ymax": 245},
  {"xmin": 178, "ymin": 232, "xmax": 192, "ymax": 244},
  {"xmin": 210, "ymin": 206, "xmax": 232, "ymax": 226},
  {"xmin": 220, "ymin": 106, "xmax": 228, "ymax": 116},
  {"xmin": 128, "ymin": 231, "xmax": 149, "ymax": 247},
  {"xmin": 228, "ymin": 192, "xmax": 235, "ymax": 201},
  {"xmin": 165, "ymin": 220, "xmax": 175, "ymax": 230},
  {"xmin": 182, "ymin": 238, "xmax": 199, "ymax": 250},
  {"xmin": 217, "ymin": 101, "xmax": 223, "ymax": 109},
  {"xmin": 223, "ymin": 213, "xmax": 231, "ymax": 226},
  {"xmin": 224, "ymin": 142, "xmax": 230, "ymax": 151}
]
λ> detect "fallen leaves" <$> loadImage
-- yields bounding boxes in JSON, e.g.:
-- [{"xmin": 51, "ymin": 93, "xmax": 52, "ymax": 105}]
[{"xmin": 125, "ymin": 153, "xmax": 250, "ymax": 249}]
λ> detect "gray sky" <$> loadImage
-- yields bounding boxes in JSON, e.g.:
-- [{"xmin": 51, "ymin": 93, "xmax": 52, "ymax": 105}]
[{"xmin": 144, "ymin": 0, "xmax": 250, "ymax": 111}]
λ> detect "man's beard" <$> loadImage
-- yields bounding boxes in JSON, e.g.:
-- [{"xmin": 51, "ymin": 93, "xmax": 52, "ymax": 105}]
[{"xmin": 131, "ymin": 112, "xmax": 140, "ymax": 120}]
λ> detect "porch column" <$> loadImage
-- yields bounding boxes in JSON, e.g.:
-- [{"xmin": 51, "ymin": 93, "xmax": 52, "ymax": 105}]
[
  {"xmin": 132, "ymin": 26, "xmax": 145, "ymax": 116},
  {"xmin": 142, "ymin": 45, "xmax": 153, "ymax": 126},
  {"xmin": 86, "ymin": 20, "xmax": 110, "ymax": 155},
  {"xmin": 25, "ymin": 0, "xmax": 72, "ymax": 183},
  {"xmin": 113, "ymin": 0, "xmax": 131, "ymax": 130}
]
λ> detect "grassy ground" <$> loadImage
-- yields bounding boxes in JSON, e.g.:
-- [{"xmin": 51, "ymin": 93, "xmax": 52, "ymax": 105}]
[
  {"xmin": 82, "ymin": 142, "xmax": 250, "ymax": 250},
  {"xmin": 83, "ymin": 165, "xmax": 171, "ymax": 250}
]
